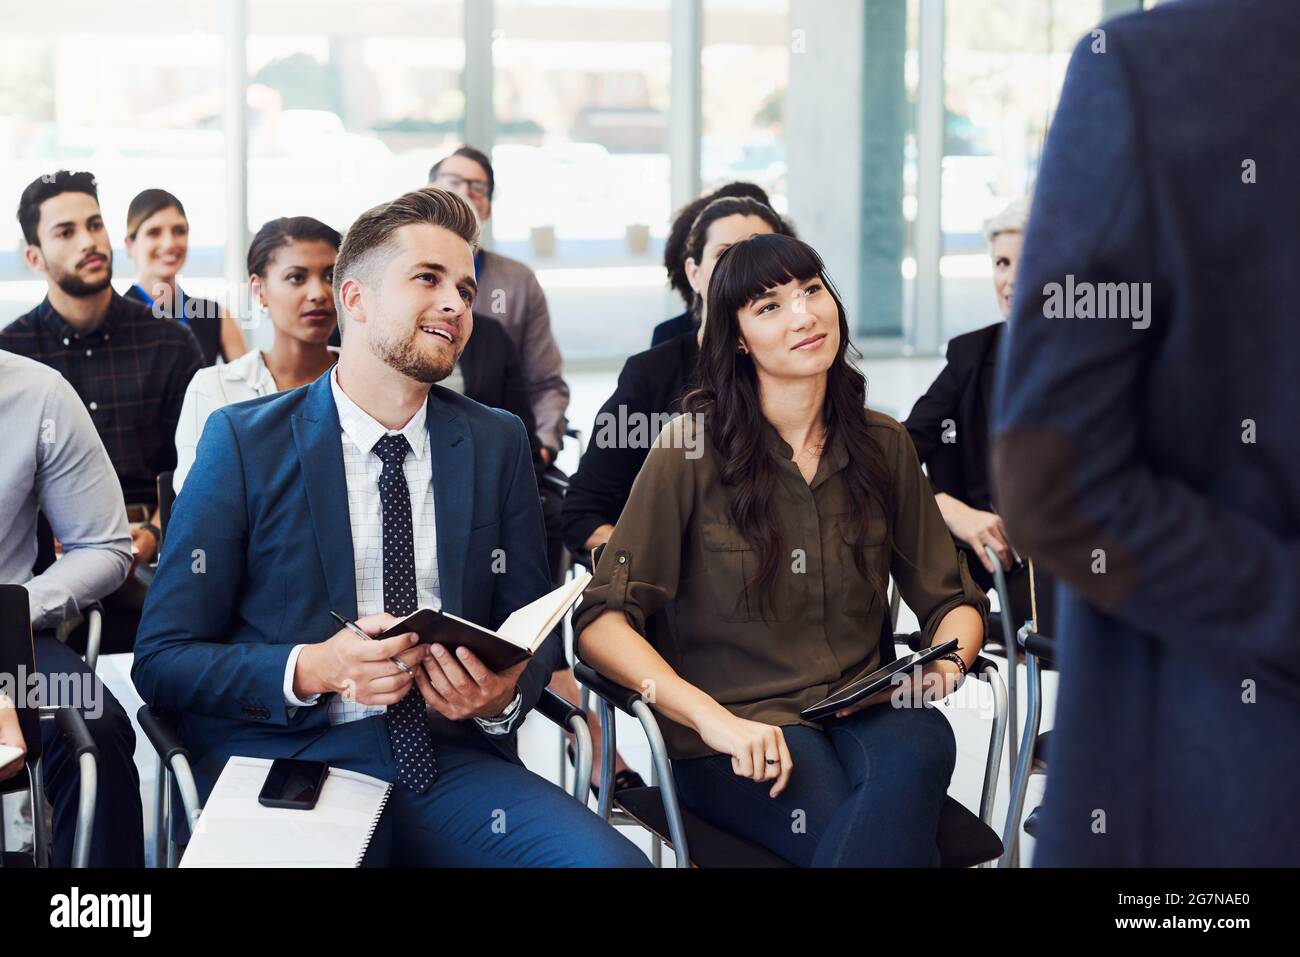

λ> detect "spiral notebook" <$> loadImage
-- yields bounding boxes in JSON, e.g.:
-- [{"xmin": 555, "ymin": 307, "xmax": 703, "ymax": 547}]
[{"xmin": 179, "ymin": 757, "xmax": 392, "ymax": 868}]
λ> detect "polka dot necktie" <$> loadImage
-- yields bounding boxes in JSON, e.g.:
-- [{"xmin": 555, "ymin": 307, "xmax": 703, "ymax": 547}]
[{"xmin": 373, "ymin": 433, "xmax": 437, "ymax": 793}]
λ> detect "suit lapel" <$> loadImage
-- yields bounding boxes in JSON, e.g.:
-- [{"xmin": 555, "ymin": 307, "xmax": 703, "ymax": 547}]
[
  {"xmin": 427, "ymin": 388, "xmax": 473, "ymax": 617},
  {"xmin": 292, "ymin": 373, "xmax": 358, "ymax": 619}
]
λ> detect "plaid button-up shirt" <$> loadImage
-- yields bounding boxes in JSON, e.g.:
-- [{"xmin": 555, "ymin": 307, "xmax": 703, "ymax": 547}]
[{"xmin": 0, "ymin": 291, "xmax": 203, "ymax": 505}]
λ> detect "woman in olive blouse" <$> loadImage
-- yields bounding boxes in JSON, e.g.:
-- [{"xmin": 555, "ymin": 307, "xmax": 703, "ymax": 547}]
[{"xmin": 575, "ymin": 234, "xmax": 988, "ymax": 867}]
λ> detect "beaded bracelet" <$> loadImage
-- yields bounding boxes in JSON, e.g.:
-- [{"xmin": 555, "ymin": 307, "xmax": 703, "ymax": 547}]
[{"xmin": 939, "ymin": 651, "xmax": 968, "ymax": 677}]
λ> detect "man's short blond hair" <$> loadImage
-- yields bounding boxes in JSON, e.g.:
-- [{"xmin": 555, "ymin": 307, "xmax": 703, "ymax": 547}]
[{"xmin": 333, "ymin": 186, "xmax": 480, "ymax": 335}]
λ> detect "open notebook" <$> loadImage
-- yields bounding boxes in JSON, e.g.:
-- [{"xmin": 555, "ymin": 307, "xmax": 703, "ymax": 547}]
[
  {"xmin": 376, "ymin": 571, "xmax": 592, "ymax": 672},
  {"xmin": 179, "ymin": 757, "xmax": 391, "ymax": 868}
]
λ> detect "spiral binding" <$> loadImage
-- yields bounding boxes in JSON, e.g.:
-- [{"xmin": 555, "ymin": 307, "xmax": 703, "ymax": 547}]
[{"xmin": 355, "ymin": 783, "xmax": 394, "ymax": 867}]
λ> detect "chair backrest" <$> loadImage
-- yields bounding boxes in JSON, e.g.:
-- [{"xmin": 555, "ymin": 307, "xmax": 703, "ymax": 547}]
[{"xmin": 0, "ymin": 584, "xmax": 42, "ymax": 788}]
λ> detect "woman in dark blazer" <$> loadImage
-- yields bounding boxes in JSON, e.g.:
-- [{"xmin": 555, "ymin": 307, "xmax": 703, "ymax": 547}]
[{"xmin": 903, "ymin": 197, "xmax": 1046, "ymax": 628}]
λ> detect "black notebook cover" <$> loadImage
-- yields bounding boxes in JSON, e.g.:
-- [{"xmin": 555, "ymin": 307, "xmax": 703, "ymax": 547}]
[{"xmin": 377, "ymin": 609, "xmax": 531, "ymax": 673}]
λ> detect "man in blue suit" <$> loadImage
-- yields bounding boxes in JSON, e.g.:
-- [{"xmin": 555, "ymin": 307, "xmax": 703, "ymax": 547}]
[
  {"xmin": 133, "ymin": 186, "xmax": 646, "ymax": 866},
  {"xmin": 993, "ymin": 0, "xmax": 1300, "ymax": 865}
]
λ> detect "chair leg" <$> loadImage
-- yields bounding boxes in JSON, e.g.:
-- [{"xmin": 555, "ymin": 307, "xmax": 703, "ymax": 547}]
[
  {"xmin": 648, "ymin": 761, "xmax": 662, "ymax": 868},
  {"xmin": 978, "ymin": 668, "xmax": 1009, "ymax": 839},
  {"xmin": 71, "ymin": 752, "xmax": 96, "ymax": 868},
  {"xmin": 153, "ymin": 757, "xmax": 168, "ymax": 868},
  {"xmin": 631, "ymin": 699, "xmax": 691, "ymax": 868},
  {"xmin": 567, "ymin": 714, "xmax": 593, "ymax": 804},
  {"xmin": 164, "ymin": 769, "xmax": 176, "ymax": 868},
  {"xmin": 171, "ymin": 757, "xmax": 203, "ymax": 841},
  {"xmin": 986, "ymin": 551, "xmax": 1020, "ymax": 792},
  {"xmin": 30, "ymin": 756, "xmax": 50, "ymax": 867},
  {"xmin": 976, "ymin": 677, "xmax": 1011, "ymax": 870},
  {"xmin": 595, "ymin": 697, "xmax": 617, "ymax": 821},
  {"xmin": 1000, "ymin": 640, "xmax": 1043, "ymax": 868},
  {"xmin": 84, "ymin": 608, "xmax": 102, "ymax": 674}
]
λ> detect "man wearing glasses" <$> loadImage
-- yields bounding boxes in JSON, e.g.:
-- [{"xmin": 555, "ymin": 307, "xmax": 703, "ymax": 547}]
[{"xmin": 428, "ymin": 146, "xmax": 569, "ymax": 467}]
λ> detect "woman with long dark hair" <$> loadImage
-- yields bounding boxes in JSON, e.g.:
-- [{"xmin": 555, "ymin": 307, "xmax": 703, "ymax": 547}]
[
  {"xmin": 557, "ymin": 196, "xmax": 796, "ymax": 795},
  {"xmin": 575, "ymin": 234, "xmax": 987, "ymax": 866}
]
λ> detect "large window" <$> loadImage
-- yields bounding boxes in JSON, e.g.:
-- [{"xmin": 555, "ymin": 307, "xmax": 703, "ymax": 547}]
[
  {"xmin": 939, "ymin": 0, "xmax": 1103, "ymax": 339},
  {"xmin": 3, "ymin": 0, "xmax": 1137, "ymax": 357},
  {"xmin": 493, "ymin": 0, "xmax": 673, "ymax": 362},
  {"xmin": 702, "ymin": 0, "xmax": 789, "ymax": 214},
  {"xmin": 245, "ymin": 0, "xmax": 466, "ymax": 247},
  {"xmin": 0, "ymin": 1, "xmax": 225, "ymax": 318}
]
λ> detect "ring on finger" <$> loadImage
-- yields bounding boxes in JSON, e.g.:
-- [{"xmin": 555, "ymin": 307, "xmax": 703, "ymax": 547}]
[{"xmin": 391, "ymin": 657, "xmax": 413, "ymax": 676}]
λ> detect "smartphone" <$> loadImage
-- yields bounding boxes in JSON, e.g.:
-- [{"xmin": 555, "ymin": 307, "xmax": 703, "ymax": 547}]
[{"xmin": 257, "ymin": 758, "xmax": 329, "ymax": 810}]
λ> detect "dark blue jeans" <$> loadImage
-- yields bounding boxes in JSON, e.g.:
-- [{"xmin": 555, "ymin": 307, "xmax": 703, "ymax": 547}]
[
  {"xmin": 672, "ymin": 703, "xmax": 956, "ymax": 867},
  {"xmin": 363, "ymin": 738, "xmax": 651, "ymax": 867}
]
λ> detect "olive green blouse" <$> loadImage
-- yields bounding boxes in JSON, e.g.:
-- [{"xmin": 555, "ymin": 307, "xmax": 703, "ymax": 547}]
[{"xmin": 573, "ymin": 409, "xmax": 988, "ymax": 760}]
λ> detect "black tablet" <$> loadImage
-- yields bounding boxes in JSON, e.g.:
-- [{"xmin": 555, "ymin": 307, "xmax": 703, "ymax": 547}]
[{"xmin": 800, "ymin": 638, "xmax": 961, "ymax": 721}]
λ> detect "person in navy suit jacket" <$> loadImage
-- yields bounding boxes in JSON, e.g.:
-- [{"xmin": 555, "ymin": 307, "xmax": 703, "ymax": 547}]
[
  {"xmin": 993, "ymin": 0, "xmax": 1300, "ymax": 865},
  {"xmin": 132, "ymin": 186, "xmax": 646, "ymax": 867}
]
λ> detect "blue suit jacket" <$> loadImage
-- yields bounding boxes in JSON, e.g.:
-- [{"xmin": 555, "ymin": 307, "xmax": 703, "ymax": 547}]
[
  {"xmin": 992, "ymin": 0, "xmax": 1300, "ymax": 865},
  {"xmin": 132, "ymin": 370, "xmax": 562, "ymax": 791}
]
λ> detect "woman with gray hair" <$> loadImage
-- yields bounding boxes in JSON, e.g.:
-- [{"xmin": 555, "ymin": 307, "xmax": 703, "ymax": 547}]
[{"xmin": 902, "ymin": 196, "xmax": 1033, "ymax": 615}]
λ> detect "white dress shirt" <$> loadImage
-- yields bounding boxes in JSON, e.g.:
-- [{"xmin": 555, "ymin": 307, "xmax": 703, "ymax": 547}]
[
  {"xmin": 282, "ymin": 369, "xmax": 520, "ymax": 733},
  {"xmin": 173, "ymin": 348, "xmax": 279, "ymax": 493}
]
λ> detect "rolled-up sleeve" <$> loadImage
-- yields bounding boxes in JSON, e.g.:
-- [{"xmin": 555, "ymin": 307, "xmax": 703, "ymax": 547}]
[
  {"xmin": 886, "ymin": 421, "xmax": 989, "ymax": 644},
  {"xmin": 573, "ymin": 418, "xmax": 696, "ymax": 646}
]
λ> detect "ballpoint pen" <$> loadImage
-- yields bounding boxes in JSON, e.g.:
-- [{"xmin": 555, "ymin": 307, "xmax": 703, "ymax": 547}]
[{"xmin": 330, "ymin": 610, "xmax": 414, "ymax": 675}]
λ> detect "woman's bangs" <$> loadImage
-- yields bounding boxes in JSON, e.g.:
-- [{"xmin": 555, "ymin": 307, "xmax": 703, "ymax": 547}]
[{"xmin": 715, "ymin": 235, "xmax": 825, "ymax": 318}]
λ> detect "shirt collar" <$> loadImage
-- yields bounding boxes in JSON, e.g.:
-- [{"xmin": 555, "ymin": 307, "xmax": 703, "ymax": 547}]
[
  {"xmin": 222, "ymin": 347, "xmax": 338, "ymax": 391},
  {"xmin": 329, "ymin": 366, "xmax": 429, "ymax": 461},
  {"xmin": 761, "ymin": 418, "xmax": 849, "ymax": 489},
  {"xmin": 220, "ymin": 348, "xmax": 274, "ymax": 390},
  {"xmin": 39, "ymin": 290, "xmax": 126, "ymax": 342}
]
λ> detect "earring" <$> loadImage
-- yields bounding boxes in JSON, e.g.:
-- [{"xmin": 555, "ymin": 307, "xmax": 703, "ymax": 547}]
[{"xmin": 737, "ymin": 344, "xmax": 748, "ymax": 355}]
